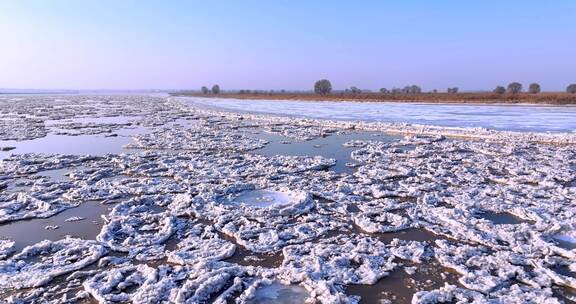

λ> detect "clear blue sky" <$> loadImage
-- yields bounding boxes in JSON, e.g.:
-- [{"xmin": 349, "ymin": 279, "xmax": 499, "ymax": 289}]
[{"xmin": 0, "ymin": 1, "xmax": 574, "ymax": 91}]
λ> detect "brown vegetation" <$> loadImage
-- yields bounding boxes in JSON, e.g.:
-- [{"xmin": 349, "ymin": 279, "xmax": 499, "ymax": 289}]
[{"xmin": 173, "ymin": 91, "xmax": 576, "ymax": 105}]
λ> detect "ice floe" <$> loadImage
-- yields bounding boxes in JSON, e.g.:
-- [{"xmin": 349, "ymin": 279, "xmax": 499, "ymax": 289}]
[{"xmin": 0, "ymin": 238, "xmax": 106, "ymax": 289}]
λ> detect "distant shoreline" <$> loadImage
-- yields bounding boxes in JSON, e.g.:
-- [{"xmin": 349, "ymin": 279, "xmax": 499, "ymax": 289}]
[
  {"xmin": 0, "ymin": 91, "xmax": 80, "ymax": 95},
  {"xmin": 173, "ymin": 92, "xmax": 576, "ymax": 105}
]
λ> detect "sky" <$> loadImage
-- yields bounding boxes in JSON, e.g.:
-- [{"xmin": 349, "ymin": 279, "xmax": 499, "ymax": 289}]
[{"xmin": 0, "ymin": 1, "xmax": 575, "ymax": 91}]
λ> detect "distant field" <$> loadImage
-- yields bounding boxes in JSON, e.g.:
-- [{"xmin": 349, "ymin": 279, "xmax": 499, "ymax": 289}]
[{"xmin": 174, "ymin": 92, "xmax": 576, "ymax": 105}]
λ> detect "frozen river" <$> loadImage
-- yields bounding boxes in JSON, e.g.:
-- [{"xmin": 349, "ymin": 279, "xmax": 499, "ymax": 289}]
[
  {"xmin": 1, "ymin": 95, "xmax": 576, "ymax": 303},
  {"xmin": 183, "ymin": 97, "xmax": 576, "ymax": 133}
]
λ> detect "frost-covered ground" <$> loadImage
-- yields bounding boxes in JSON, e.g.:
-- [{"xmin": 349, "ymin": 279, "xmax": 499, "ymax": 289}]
[{"xmin": 0, "ymin": 95, "xmax": 575, "ymax": 303}]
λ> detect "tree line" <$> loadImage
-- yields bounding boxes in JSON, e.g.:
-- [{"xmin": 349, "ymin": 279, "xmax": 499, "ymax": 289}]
[
  {"xmin": 313, "ymin": 79, "xmax": 576, "ymax": 95},
  {"xmin": 199, "ymin": 81, "xmax": 576, "ymax": 95}
]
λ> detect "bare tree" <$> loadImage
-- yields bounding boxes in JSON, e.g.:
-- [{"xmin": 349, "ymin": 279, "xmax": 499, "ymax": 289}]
[
  {"xmin": 350, "ymin": 86, "xmax": 362, "ymax": 94},
  {"xmin": 567, "ymin": 84, "xmax": 576, "ymax": 94},
  {"xmin": 379, "ymin": 88, "xmax": 389, "ymax": 93},
  {"xmin": 528, "ymin": 83, "xmax": 541, "ymax": 94},
  {"xmin": 410, "ymin": 85, "xmax": 422, "ymax": 94},
  {"xmin": 401, "ymin": 85, "xmax": 421, "ymax": 94},
  {"xmin": 447, "ymin": 87, "xmax": 459, "ymax": 94},
  {"xmin": 507, "ymin": 82, "xmax": 522, "ymax": 94},
  {"xmin": 314, "ymin": 79, "xmax": 332, "ymax": 95},
  {"xmin": 494, "ymin": 86, "xmax": 506, "ymax": 94},
  {"xmin": 211, "ymin": 85, "xmax": 220, "ymax": 95},
  {"xmin": 201, "ymin": 86, "xmax": 209, "ymax": 94}
]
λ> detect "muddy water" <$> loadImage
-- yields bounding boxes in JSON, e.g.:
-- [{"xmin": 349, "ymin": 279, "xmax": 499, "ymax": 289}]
[
  {"xmin": 347, "ymin": 260, "xmax": 460, "ymax": 303},
  {"xmin": 219, "ymin": 228, "xmax": 284, "ymax": 268},
  {"xmin": 319, "ymin": 218, "xmax": 462, "ymax": 302},
  {"xmin": 224, "ymin": 247, "xmax": 284, "ymax": 268},
  {"xmin": 553, "ymin": 286, "xmax": 576, "ymax": 304},
  {"xmin": 190, "ymin": 216, "xmax": 284, "ymax": 268},
  {"xmin": 376, "ymin": 228, "xmax": 446, "ymax": 244}
]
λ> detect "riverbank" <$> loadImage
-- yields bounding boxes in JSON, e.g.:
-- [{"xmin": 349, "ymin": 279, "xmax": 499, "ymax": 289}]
[{"xmin": 173, "ymin": 92, "xmax": 576, "ymax": 105}]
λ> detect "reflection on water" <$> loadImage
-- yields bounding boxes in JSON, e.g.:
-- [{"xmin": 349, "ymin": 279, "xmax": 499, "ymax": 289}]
[
  {"xmin": 226, "ymin": 190, "xmax": 294, "ymax": 208},
  {"xmin": 37, "ymin": 168, "xmax": 72, "ymax": 181},
  {"xmin": 185, "ymin": 97, "xmax": 576, "ymax": 132},
  {"xmin": 0, "ymin": 114, "xmax": 156, "ymax": 160},
  {"xmin": 553, "ymin": 234, "xmax": 576, "ymax": 250},
  {"xmin": 250, "ymin": 130, "xmax": 399, "ymax": 173},
  {"xmin": 45, "ymin": 115, "xmax": 142, "ymax": 126},
  {"xmin": 0, "ymin": 134, "xmax": 132, "ymax": 159},
  {"xmin": 0, "ymin": 201, "xmax": 113, "ymax": 253},
  {"xmin": 477, "ymin": 211, "xmax": 524, "ymax": 225},
  {"xmin": 246, "ymin": 282, "xmax": 309, "ymax": 304}
]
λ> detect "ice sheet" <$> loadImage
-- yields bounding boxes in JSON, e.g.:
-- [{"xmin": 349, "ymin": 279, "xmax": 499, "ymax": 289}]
[{"xmin": 184, "ymin": 97, "xmax": 576, "ymax": 132}]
